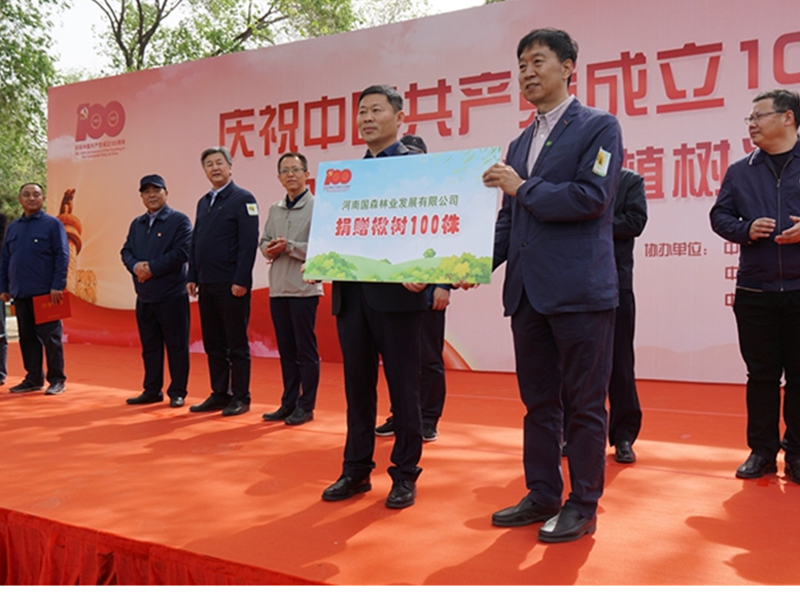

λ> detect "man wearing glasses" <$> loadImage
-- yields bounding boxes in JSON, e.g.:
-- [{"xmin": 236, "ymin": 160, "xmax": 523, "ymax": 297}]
[
  {"xmin": 260, "ymin": 152, "xmax": 322, "ymax": 426},
  {"xmin": 710, "ymin": 89, "xmax": 800, "ymax": 486}
]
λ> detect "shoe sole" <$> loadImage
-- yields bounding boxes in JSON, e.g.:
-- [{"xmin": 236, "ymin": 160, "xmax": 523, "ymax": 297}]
[
  {"xmin": 735, "ymin": 465, "xmax": 777, "ymax": 479},
  {"xmin": 222, "ymin": 408, "xmax": 250, "ymax": 417},
  {"xmin": 385, "ymin": 497, "xmax": 415, "ymax": 509},
  {"xmin": 322, "ymin": 482, "xmax": 372, "ymax": 502},
  {"xmin": 375, "ymin": 431, "xmax": 395, "ymax": 437},
  {"xmin": 538, "ymin": 521, "xmax": 597, "ymax": 544},
  {"xmin": 10, "ymin": 387, "xmax": 44, "ymax": 394},
  {"xmin": 492, "ymin": 511, "xmax": 559, "ymax": 528},
  {"xmin": 613, "ymin": 454, "xmax": 636, "ymax": 464},
  {"xmin": 285, "ymin": 416, "xmax": 313, "ymax": 426}
]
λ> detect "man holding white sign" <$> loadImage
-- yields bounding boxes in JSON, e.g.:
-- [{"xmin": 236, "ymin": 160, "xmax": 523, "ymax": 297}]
[{"xmin": 321, "ymin": 85, "xmax": 427, "ymax": 510}]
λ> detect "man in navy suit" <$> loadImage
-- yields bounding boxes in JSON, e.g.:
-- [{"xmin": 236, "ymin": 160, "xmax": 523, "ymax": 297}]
[
  {"xmin": 483, "ymin": 28, "xmax": 623, "ymax": 543},
  {"xmin": 187, "ymin": 146, "xmax": 260, "ymax": 417},
  {"xmin": 121, "ymin": 174, "xmax": 192, "ymax": 408},
  {"xmin": 321, "ymin": 85, "xmax": 427, "ymax": 510}
]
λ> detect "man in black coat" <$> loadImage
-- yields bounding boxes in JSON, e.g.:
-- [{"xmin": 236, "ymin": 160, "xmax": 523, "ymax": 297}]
[
  {"xmin": 187, "ymin": 147, "xmax": 260, "ymax": 417},
  {"xmin": 121, "ymin": 174, "xmax": 192, "ymax": 408}
]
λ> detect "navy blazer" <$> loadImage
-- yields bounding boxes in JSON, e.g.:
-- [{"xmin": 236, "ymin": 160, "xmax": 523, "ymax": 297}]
[
  {"xmin": 493, "ymin": 99, "xmax": 623, "ymax": 316},
  {"xmin": 121, "ymin": 205, "xmax": 192, "ymax": 303},
  {"xmin": 188, "ymin": 181, "xmax": 260, "ymax": 289}
]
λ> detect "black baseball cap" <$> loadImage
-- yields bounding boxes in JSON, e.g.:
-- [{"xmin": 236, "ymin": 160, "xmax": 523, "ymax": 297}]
[
  {"xmin": 139, "ymin": 174, "xmax": 167, "ymax": 191},
  {"xmin": 400, "ymin": 134, "xmax": 428, "ymax": 154}
]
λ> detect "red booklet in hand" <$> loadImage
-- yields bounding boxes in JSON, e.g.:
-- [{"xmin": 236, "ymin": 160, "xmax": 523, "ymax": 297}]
[{"xmin": 33, "ymin": 292, "xmax": 72, "ymax": 325}]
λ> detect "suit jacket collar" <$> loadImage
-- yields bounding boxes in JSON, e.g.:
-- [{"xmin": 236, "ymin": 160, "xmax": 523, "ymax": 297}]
[{"xmin": 139, "ymin": 204, "xmax": 174, "ymax": 224}]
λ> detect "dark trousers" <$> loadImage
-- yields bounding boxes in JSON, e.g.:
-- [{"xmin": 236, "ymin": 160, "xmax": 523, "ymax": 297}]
[
  {"xmin": 734, "ymin": 288, "xmax": 800, "ymax": 462},
  {"xmin": 607, "ymin": 289, "xmax": 642, "ymax": 445},
  {"xmin": 136, "ymin": 294, "xmax": 190, "ymax": 399},
  {"xmin": 13, "ymin": 297, "xmax": 66, "ymax": 386},
  {"xmin": 0, "ymin": 303, "xmax": 7, "ymax": 383},
  {"xmin": 198, "ymin": 283, "xmax": 251, "ymax": 404},
  {"xmin": 420, "ymin": 307, "xmax": 446, "ymax": 428},
  {"xmin": 336, "ymin": 285, "xmax": 423, "ymax": 483},
  {"xmin": 563, "ymin": 289, "xmax": 642, "ymax": 446},
  {"xmin": 270, "ymin": 295, "xmax": 320, "ymax": 412},
  {"xmin": 511, "ymin": 292, "xmax": 614, "ymax": 518}
]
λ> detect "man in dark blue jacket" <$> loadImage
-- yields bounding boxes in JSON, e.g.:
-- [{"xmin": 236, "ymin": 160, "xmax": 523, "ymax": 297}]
[
  {"xmin": 0, "ymin": 183, "xmax": 69, "ymax": 395},
  {"xmin": 121, "ymin": 174, "xmax": 192, "ymax": 408},
  {"xmin": 710, "ymin": 88, "xmax": 800, "ymax": 486},
  {"xmin": 187, "ymin": 147, "xmax": 259, "ymax": 417},
  {"xmin": 483, "ymin": 28, "xmax": 622, "ymax": 543},
  {"xmin": 321, "ymin": 85, "xmax": 427, "ymax": 510}
]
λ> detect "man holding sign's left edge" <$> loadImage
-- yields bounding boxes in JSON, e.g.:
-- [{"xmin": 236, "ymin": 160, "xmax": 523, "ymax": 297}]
[{"xmin": 321, "ymin": 84, "xmax": 427, "ymax": 510}]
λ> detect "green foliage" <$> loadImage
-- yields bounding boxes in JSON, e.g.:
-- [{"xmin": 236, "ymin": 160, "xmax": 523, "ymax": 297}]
[
  {"xmin": 93, "ymin": 0, "xmax": 358, "ymax": 72},
  {"xmin": 423, "ymin": 247, "xmax": 436, "ymax": 258},
  {"xmin": 0, "ymin": 0, "xmax": 61, "ymax": 217},
  {"xmin": 306, "ymin": 251, "xmax": 491, "ymax": 284},
  {"xmin": 305, "ymin": 251, "xmax": 358, "ymax": 280},
  {"xmin": 394, "ymin": 252, "xmax": 491, "ymax": 284}
]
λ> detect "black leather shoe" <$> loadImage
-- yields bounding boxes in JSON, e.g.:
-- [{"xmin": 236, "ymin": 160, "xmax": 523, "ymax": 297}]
[
  {"xmin": 785, "ymin": 459, "xmax": 800, "ymax": 485},
  {"xmin": 262, "ymin": 405, "xmax": 294, "ymax": 421},
  {"xmin": 492, "ymin": 496, "xmax": 560, "ymax": 527},
  {"xmin": 221, "ymin": 399, "xmax": 250, "ymax": 417},
  {"xmin": 538, "ymin": 504, "xmax": 597, "ymax": 543},
  {"xmin": 10, "ymin": 381, "xmax": 44, "ymax": 393},
  {"xmin": 736, "ymin": 453, "xmax": 777, "ymax": 479},
  {"xmin": 385, "ymin": 480, "xmax": 416, "ymax": 509},
  {"xmin": 169, "ymin": 396, "xmax": 185, "ymax": 408},
  {"xmin": 285, "ymin": 407, "xmax": 313, "ymax": 425},
  {"xmin": 322, "ymin": 475, "xmax": 371, "ymax": 501},
  {"xmin": 422, "ymin": 425, "xmax": 438, "ymax": 442},
  {"xmin": 45, "ymin": 382, "xmax": 66, "ymax": 396},
  {"xmin": 189, "ymin": 395, "xmax": 230, "ymax": 413},
  {"xmin": 614, "ymin": 440, "xmax": 636, "ymax": 464},
  {"xmin": 126, "ymin": 393, "xmax": 163, "ymax": 405},
  {"xmin": 375, "ymin": 416, "xmax": 395, "ymax": 437}
]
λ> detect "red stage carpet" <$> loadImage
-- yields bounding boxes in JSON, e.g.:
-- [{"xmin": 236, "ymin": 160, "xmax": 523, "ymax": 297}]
[{"xmin": 1, "ymin": 342, "xmax": 799, "ymax": 585}]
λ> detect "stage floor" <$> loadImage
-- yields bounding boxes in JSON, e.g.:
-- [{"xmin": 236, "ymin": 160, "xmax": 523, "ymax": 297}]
[{"xmin": 1, "ymin": 342, "xmax": 799, "ymax": 585}]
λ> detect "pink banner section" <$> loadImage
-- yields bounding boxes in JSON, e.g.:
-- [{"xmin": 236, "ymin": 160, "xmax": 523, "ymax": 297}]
[{"xmin": 47, "ymin": 0, "xmax": 800, "ymax": 382}]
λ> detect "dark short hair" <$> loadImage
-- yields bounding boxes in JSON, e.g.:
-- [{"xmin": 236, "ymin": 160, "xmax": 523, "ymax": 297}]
[
  {"xmin": 753, "ymin": 89, "xmax": 800, "ymax": 129},
  {"xmin": 200, "ymin": 146, "xmax": 233, "ymax": 165},
  {"xmin": 517, "ymin": 28, "xmax": 578, "ymax": 64},
  {"xmin": 18, "ymin": 182, "xmax": 44, "ymax": 196},
  {"xmin": 277, "ymin": 152, "xmax": 309, "ymax": 173},
  {"xmin": 358, "ymin": 84, "xmax": 403, "ymax": 113}
]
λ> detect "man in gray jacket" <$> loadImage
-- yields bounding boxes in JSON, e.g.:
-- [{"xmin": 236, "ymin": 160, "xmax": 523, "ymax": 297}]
[{"xmin": 261, "ymin": 152, "xmax": 323, "ymax": 426}]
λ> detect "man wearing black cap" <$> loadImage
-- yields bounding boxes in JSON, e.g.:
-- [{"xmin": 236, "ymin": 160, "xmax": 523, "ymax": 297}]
[
  {"xmin": 121, "ymin": 174, "xmax": 192, "ymax": 408},
  {"xmin": 375, "ymin": 134, "xmax": 452, "ymax": 443}
]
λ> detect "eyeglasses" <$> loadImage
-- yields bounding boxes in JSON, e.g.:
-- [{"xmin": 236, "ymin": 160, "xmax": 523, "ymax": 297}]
[
  {"xmin": 744, "ymin": 110, "xmax": 784, "ymax": 124},
  {"xmin": 279, "ymin": 167, "xmax": 306, "ymax": 175}
]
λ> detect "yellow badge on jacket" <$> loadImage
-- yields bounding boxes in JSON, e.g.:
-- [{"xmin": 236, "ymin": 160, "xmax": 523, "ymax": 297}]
[
  {"xmin": 593, "ymin": 147, "xmax": 611, "ymax": 177},
  {"xmin": 246, "ymin": 203, "xmax": 259, "ymax": 216}
]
